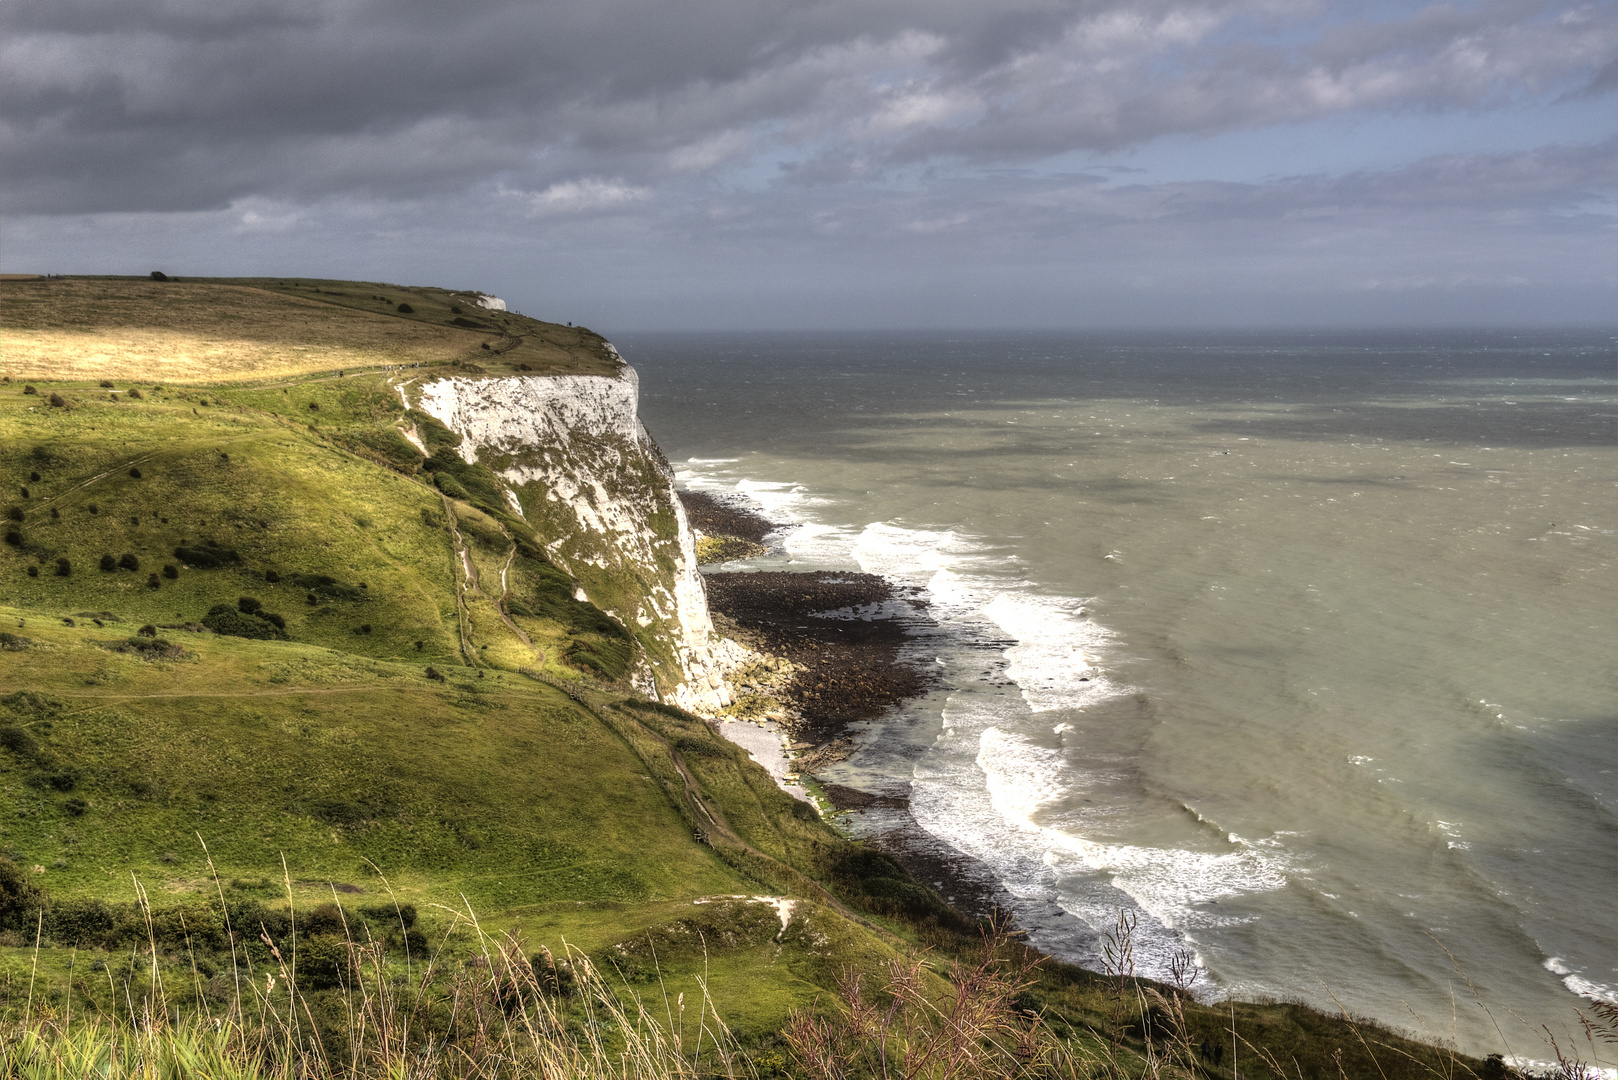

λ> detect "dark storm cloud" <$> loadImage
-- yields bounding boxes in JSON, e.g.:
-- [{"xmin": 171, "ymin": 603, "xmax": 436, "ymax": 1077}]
[{"xmin": 4, "ymin": 0, "xmax": 1614, "ymax": 213}]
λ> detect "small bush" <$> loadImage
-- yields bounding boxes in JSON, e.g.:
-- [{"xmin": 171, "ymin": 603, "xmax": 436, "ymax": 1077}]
[
  {"xmin": 396, "ymin": 303, "xmax": 414, "ymax": 313},
  {"xmin": 3, "ymin": 531, "xmax": 19, "ymax": 548},
  {"xmin": 0, "ymin": 633, "xmax": 30, "ymax": 652},
  {"xmin": 237, "ymin": 596, "xmax": 262, "ymax": 614},
  {"xmin": 173, "ymin": 546, "xmax": 239, "ymax": 569},
  {"xmin": 87, "ymin": 503, "xmax": 98, "ymax": 514},
  {"xmin": 22, "ymin": 385, "xmax": 37, "ymax": 396},
  {"xmin": 0, "ymin": 727, "xmax": 38, "ymax": 758},
  {"xmin": 138, "ymin": 625, "xmax": 156, "ymax": 637},
  {"xmin": 0, "ymin": 857, "xmax": 44, "ymax": 931},
  {"xmin": 118, "ymin": 553, "xmax": 139, "ymax": 571},
  {"xmin": 31, "ymin": 769, "xmax": 79, "ymax": 792},
  {"xmin": 19, "ymin": 488, "xmax": 28, "ymax": 498},
  {"xmin": 257, "ymin": 611, "xmax": 286, "ymax": 629},
  {"xmin": 26, "ymin": 566, "xmax": 39, "ymax": 578},
  {"xmin": 99, "ymin": 380, "xmax": 115, "ymax": 389},
  {"xmin": 425, "ymin": 666, "xmax": 446, "ymax": 682},
  {"xmin": 161, "ymin": 564, "xmax": 178, "ymax": 580},
  {"xmin": 146, "ymin": 573, "xmax": 160, "ymax": 588},
  {"xmin": 126, "ymin": 388, "xmax": 143, "ymax": 400},
  {"xmin": 54, "ymin": 558, "xmax": 71, "ymax": 576},
  {"xmin": 128, "ymin": 467, "xmax": 142, "ymax": 478},
  {"xmin": 308, "ymin": 402, "xmax": 320, "ymax": 411},
  {"xmin": 99, "ymin": 554, "xmax": 117, "ymax": 572},
  {"xmin": 201, "ymin": 604, "xmax": 288, "ymax": 641},
  {"xmin": 49, "ymin": 508, "xmax": 59, "ymax": 519},
  {"xmin": 5, "ymin": 507, "xmax": 22, "ymax": 522},
  {"xmin": 115, "ymin": 636, "xmax": 186, "ymax": 659},
  {"xmin": 150, "ymin": 270, "xmax": 168, "ymax": 281},
  {"xmin": 48, "ymin": 393, "xmax": 66, "ymax": 407},
  {"xmin": 64, "ymin": 798, "xmax": 88, "ymax": 817},
  {"xmin": 355, "ymin": 624, "xmax": 372, "ymax": 634},
  {"xmin": 264, "ymin": 569, "xmax": 281, "ymax": 583},
  {"xmin": 481, "ymin": 342, "xmax": 491, "ymax": 350},
  {"xmin": 29, "ymin": 471, "xmax": 40, "ymax": 482},
  {"xmin": 433, "ymin": 472, "xmax": 470, "ymax": 500}
]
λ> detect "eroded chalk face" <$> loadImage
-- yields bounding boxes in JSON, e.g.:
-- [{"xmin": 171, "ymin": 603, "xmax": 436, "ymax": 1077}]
[{"xmin": 412, "ymin": 366, "xmax": 744, "ymax": 713}]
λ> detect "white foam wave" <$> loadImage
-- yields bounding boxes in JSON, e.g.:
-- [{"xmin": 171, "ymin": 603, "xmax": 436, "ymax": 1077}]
[
  {"xmin": 1546, "ymin": 957, "xmax": 1618, "ymax": 1004},
  {"xmin": 1564, "ymin": 974, "xmax": 1618, "ymax": 1003},
  {"xmin": 983, "ymin": 593, "xmax": 1115, "ymax": 712},
  {"xmin": 976, "ymin": 725, "xmax": 1291, "ymax": 933}
]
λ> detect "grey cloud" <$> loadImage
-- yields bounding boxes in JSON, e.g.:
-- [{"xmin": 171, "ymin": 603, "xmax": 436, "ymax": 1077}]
[{"xmin": 4, "ymin": 0, "xmax": 1614, "ymax": 213}]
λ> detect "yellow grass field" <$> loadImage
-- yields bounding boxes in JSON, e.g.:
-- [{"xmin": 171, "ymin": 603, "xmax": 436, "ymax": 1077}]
[{"xmin": 1, "ymin": 278, "xmax": 495, "ymax": 383}]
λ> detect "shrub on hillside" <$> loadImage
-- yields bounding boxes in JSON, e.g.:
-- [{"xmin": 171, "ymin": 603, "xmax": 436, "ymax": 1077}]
[
  {"xmin": 237, "ymin": 596, "xmax": 262, "ymax": 614},
  {"xmin": 129, "ymin": 467, "xmax": 142, "ymax": 478},
  {"xmin": 161, "ymin": 564, "xmax": 178, "ymax": 579},
  {"xmin": 26, "ymin": 565, "xmax": 39, "ymax": 577},
  {"xmin": 5, "ymin": 507, "xmax": 21, "ymax": 522},
  {"xmin": 99, "ymin": 554, "xmax": 117, "ymax": 572},
  {"xmin": 99, "ymin": 380, "xmax": 115, "ymax": 389},
  {"xmin": 289, "ymin": 574, "xmax": 365, "ymax": 601},
  {"xmin": 54, "ymin": 558, "xmax": 71, "ymax": 576},
  {"xmin": 173, "ymin": 546, "xmax": 240, "ymax": 569},
  {"xmin": 0, "ymin": 857, "xmax": 44, "ymax": 932},
  {"xmin": 264, "ymin": 569, "xmax": 281, "ymax": 583},
  {"xmin": 149, "ymin": 270, "xmax": 168, "ymax": 281},
  {"xmin": 201, "ymin": 603, "xmax": 288, "ymax": 641},
  {"xmin": 146, "ymin": 573, "xmax": 160, "ymax": 589},
  {"xmin": 22, "ymin": 385, "xmax": 37, "ymax": 396},
  {"xmin": 433, "ymin": 472, "xmax": 470, "ymax": 500},
  {"xmin": 118, "ymin": 553, "xmax": 139, "ymax": 571},
  {"xmin": 126, "ymin": 388, "xmax": 143, "ymax": 400},
  {"xmin": 3, "ymin": 531, "xmax": 20, "ymax": 548},
  {"xmin": 396, "ymin": 303, "xmax": 414, "ymax": 313},
  {"xmin": 48, "ymin": 393, "xmax": 67, "ymax": 408}
]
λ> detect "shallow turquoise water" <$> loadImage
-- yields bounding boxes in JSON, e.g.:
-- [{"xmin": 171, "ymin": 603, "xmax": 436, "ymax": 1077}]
[{"xmin": 622, "ymin": 330, "xmax": 1617, "ymax": 1058}]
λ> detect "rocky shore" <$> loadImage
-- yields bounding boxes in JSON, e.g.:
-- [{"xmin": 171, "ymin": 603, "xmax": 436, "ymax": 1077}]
[
  {"xmin": 686, "ymin": 492, "xmax": 1016, "ymax": 918},
  {"xmin": 703, "ymin": 570, "xmax": 929, "ymax": 747}
]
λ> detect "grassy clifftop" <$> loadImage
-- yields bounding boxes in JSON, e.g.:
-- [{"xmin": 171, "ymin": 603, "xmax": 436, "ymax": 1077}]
[{"xmin": 1, "ymin": 276, "xmax": 620, "ymax": 383}]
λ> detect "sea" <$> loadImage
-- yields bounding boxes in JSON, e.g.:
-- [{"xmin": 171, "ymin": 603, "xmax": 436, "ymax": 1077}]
[{"xmin": 616, "ymin": 329, "xmax": 1617, "ymax": 1061}]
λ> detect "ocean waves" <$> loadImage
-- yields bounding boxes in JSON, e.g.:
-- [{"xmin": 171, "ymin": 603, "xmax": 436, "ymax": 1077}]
[{"xmin": 677, "ymin": 457, "xmax": 1298, "ymax": 984}]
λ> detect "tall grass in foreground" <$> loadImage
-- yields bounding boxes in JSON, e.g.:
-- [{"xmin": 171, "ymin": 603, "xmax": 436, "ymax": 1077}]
[
  {"xmin": 3, "ymin": 919, "xmax": 752, "ymax": 1079},
  {"xmin": 3, "ymin": 879, "xmax": 1613, "ymax": 1079}
]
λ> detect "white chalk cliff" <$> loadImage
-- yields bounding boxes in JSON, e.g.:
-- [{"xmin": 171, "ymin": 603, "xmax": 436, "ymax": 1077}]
[{"xmin": 413, "ymin": 359, "xmax": 742, "ymax": 713}]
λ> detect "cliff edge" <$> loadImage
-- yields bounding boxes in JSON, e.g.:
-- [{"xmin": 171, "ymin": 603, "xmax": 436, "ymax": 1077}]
[{"xmin": 410, "ymin": 361, "xmax": 746, "ymax": 711}]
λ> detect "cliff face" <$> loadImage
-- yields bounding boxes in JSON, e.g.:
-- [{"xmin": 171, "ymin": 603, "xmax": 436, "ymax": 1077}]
[{"xmin": 413, "ymin": 360, "xmax": 741, "ymax": 712}]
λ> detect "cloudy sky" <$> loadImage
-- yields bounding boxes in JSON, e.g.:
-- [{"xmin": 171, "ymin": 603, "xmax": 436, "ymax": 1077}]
[{"xmin": 3, "ymin": 0, "xmax": 1613, "ymax": 329}]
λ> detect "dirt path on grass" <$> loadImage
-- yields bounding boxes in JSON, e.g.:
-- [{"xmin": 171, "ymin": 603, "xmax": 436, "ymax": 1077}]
[
  {"xmin": 438, "ymin": 492, "xmax": 479, "ymax": 666},
  {"xmin": 594, "ymin": 701, "xmax": 903, "ymax": 946}
]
